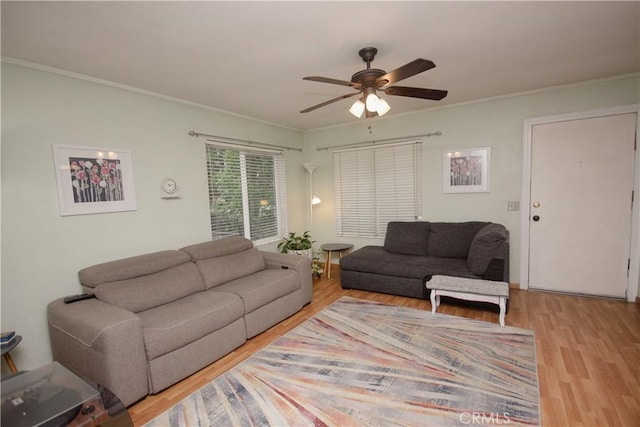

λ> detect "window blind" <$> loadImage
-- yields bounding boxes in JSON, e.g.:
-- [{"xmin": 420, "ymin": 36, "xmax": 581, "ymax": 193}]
[
  {"xmin": 206, "ymin": 143, "xmax": 288, "ymax": 244},
  {"xmin": 334, "ymin": 141, "xmax": 422, "ymax": 237}
]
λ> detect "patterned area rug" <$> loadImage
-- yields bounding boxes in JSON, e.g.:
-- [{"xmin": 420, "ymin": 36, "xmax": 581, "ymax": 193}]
[{"xmin": 145, "ymin": 297, "xmax": 540, "ymax": 426}]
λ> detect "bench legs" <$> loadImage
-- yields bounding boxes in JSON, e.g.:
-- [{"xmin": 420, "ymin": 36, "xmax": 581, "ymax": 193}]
[
  {"xmin": 430, "ymin": 292, "xmax": 440, "ymax": 314},
  {"xmin": 498, "ymin": 296, "xmax": 506, "ymax": 327},
  {"xmin": 429, "ymin": 289, "xmax": 507, "ymax": 327}
]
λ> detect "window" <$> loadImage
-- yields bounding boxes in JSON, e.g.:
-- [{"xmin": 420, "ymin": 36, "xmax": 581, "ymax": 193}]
[
  {"xmin": 334, "ymin": 141, "xmax": 422, "ymax": 237},
  {"xmin": 206, "ymin": 143, "xmax": 288, "ymax": 244}
]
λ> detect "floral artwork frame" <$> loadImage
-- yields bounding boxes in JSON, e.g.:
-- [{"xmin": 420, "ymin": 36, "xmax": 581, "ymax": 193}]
[
  {"xmin": 52, "ymin": 145, "xmax": 137, "ymax": 216},
  {"xmin": 443, "ymin": 147, "xmax": 491, "ymax": 193}
]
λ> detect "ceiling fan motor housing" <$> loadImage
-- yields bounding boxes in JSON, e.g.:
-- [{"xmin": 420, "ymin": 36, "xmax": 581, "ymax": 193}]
[
  {"xmin": 351, "ymin": 69, "xmax": 387, "ymax": 88},
  {"xmin": 355, "ymin": 47, "xmax": 390, "ymax": 87}
]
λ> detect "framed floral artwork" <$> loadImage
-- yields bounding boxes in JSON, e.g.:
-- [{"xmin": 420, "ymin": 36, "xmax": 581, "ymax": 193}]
[
  {"xmin": 52, "ymin": 145, "xmax": 137, "ymax": 216},
  {"xmin": 442, "ymin": 147, "xmax": 491, "ymax": 193}
]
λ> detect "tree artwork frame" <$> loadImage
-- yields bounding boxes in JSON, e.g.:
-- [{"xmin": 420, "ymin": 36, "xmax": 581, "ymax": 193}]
[
  {"xmin": 442, "ymin": 147, "xmax": 491, "ymax": 193},
  {"xmin": 52, "ymin": 145, "xmax": 137, "ymax": 216}
]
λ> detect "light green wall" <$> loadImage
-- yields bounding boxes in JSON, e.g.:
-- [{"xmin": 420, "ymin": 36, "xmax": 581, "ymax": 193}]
[
  {"xmin": 2, "ymin": 61, "xmax": 638, "ymax": 373},
  {"xmin": 0, "ymin": 62, "xmax": 306, "ymax": 371},
  {"xmin": 303, "ymin": 75, "xmax": 640, "ymax": 289}
]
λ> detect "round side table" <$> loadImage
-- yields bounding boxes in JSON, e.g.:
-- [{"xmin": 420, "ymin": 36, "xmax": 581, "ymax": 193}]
[
  {"xmin": 1, "ymin": 335, "xmax": 22, "ymax": 374},
  {"xmin": 320, "ymin": 243, "xmax": 353, "ymax": 279}
]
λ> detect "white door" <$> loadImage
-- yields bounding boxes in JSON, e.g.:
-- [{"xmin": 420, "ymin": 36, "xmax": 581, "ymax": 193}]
[{"xmin": 529, "ymin": 113, "xmax": 637, "ymax": 298}]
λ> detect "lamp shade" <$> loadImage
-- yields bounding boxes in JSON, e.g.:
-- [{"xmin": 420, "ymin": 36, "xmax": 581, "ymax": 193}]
[
  {"xmin": 365, "ymin": 92, "xmax": 380, "ymax": 112},
  {"xmin": 349, "ymin": 99, "xmax": 365, "ymax": 118},
  {"xmin": 303, "ymin": 162, "xmax": 317, "ymax": 173},
  {"xmin": 376, "ymin": 98, "xmax": 390, "ymax": 116},
  {"xmin": 311, "ymin": 195, "xmax": 321, "ymax": 205},
  {"xmin": 348, "ymin": 89, "xmax": 390, "ymax": 118}
]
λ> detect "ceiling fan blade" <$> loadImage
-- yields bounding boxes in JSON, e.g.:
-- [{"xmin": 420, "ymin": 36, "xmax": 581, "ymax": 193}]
[
  {"xmin": 300, "ymin": 91, "xmax": 362, "ymax": 113},
  {"xmin": 303, "ymin": 76, "xmax": 362, "ymax": 89},
  {"xmin": 384, "ymin": 86, "xmax": 448, "ymax": 101},
  {"xmin": 376, "ymin": 59, "xmax": 436, "ymax": 87}
]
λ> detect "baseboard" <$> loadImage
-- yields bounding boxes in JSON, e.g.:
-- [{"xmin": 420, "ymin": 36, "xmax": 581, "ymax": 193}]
[{"xmin": 509, "ymin": 283, "xmax": 519, "ymax": 289}]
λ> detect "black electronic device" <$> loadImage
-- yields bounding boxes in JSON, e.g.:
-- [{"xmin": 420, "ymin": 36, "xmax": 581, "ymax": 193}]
[
  {"xmin": 1, "ymin": 384, "xmax": 82, "ymax": 427},
  {"xmin": 63, "ymin": 293, "xmax": 96, "ymax": 304},
  {"xmin": 1, "ymin": 362, "xmax": 104, "ymax": 427}
]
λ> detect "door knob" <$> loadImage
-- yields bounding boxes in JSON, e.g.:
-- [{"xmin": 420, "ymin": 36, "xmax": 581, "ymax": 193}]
[{"xmin": 532, "ymin": 215, "xmax": 540, "ymax": 222}]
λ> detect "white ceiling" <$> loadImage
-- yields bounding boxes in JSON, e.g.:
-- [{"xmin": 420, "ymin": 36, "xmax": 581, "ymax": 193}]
[{"xmin": 2, "ymin": 1, "xmax": 639, "ymax": 131}]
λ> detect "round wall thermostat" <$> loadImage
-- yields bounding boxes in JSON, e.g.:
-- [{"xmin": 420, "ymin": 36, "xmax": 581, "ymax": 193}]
[{"xmin": 161, "ymin": 178, "xmax": 178, "ymax": 195}]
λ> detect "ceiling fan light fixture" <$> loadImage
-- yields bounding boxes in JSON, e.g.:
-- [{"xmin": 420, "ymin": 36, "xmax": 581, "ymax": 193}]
[
  {"xmin": 365, "ymin": 90, "xmax": 380, "ymax": 112},
  {"xmin": 301, "ymin": 47, "xmax": 446, "ymax": 118},
  {"xmin": 376, "ymin": 98, "xmax": 390, "ymax": 116},
  {"xmin": 349, "ymin": 99, "xmax": 365, "ymax": 118}
]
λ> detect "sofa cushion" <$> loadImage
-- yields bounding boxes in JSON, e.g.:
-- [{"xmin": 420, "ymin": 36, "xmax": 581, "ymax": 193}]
[
  {"xmin": 214, "ymin": 268, "xmax": 300, "ymax": 313},
  {"xmin": 191, "ymin": 248, "xmax": 266, "ymax": 289},
  {"xmin": 181, "ymin": 238, "xmax": 266, "ymax": 289},
  {"xmin": 421, "ymin": 257, "xmax": 480, "ymax": 279},
  {"xmin": 340, "ymin": 246, "xmax": 481, "ymax": 280},
  {"xmin": 383, "ymin": 221, "xmax": 430, "ymax": 256},
  {"xmin": 341, "ymin": 246, "xmax": 431, "ymax": 279},
  {"xmin": 79, "ymin": 250, "xmax": 192, "ymax": 287},
  {"xmin": 180, "ymin": 236, "xmax": 254, "ymax": 261},
  {"xmin": 94, "ymin": 262, "xmax": 205, "ymax": 313},
  {"xmin": 427, "ymin": 222, "xmax": 489, "ymax": 259},
  {"xmin": 467, "ymin": 223, "xmax": 508, "ymax": 275},
  {"xmin": 138, "ymin": 290, "xmax": 244, "ymax": 360}
]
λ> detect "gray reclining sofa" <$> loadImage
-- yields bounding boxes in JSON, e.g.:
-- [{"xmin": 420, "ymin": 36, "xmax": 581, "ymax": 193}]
[
  {"xmin": 47, "ymin": 236, "xmax": 312, "ymax": 407},
  {"xmin": 340, "ymin": 221, "xmax": 509, "ymax": 299}
]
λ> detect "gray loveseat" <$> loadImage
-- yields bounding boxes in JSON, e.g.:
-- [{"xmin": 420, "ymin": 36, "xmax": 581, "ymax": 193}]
[
  {"xmin": 47, "ymin": 236, "xmax": 311, "ymax": 407},
  {"xmin": 340, "ymin": 221, "xmax": 509, "ymax": 299}
]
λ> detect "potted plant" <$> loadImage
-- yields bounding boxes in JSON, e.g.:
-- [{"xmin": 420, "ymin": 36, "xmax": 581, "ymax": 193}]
[{"xmin": 277, "ymin": 231, "xmax": 314, "ymax": 257}]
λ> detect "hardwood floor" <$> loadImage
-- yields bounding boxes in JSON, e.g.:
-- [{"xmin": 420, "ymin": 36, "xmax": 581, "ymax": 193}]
[{"xmin": 129, "ymin": 269, "xmax": 640, "ymax": 426}]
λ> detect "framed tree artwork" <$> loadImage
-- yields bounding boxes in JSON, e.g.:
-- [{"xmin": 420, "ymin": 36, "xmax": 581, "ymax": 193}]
[
  {"xmin": 52, "ymin": 145, "xmax": 137, "ymax": 216},
  {"xmin": 443, "ymin": 147, "xmax": 491, "ymax": 193}
]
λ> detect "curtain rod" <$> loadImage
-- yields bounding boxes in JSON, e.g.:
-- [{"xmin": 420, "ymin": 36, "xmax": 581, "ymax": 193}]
[
  {"xmin": 188, "ymin": 131, "xmax": 303, "ymax": 152},
  {"xmin": 316, "ymin": 131, "xmax": 442, "ymax": 151}
]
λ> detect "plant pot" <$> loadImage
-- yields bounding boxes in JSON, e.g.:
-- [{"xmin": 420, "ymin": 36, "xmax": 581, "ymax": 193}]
[{"xmin": 290, "ymin": 249, "xmax": 307, "ymax": 257}]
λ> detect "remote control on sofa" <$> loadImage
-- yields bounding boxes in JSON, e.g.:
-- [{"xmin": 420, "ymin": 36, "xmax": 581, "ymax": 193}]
[{"xmin": 63, "ymin": 293, "xmax": 96, "ymax": 303}]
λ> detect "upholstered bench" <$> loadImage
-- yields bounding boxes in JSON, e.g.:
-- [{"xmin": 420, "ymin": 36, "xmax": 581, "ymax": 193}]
[{"xmin": 427, "ymin": 275, "xmax": 509, "ymax": 326}]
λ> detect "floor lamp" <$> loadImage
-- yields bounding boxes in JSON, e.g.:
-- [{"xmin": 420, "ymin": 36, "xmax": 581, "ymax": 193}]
[{"xmin": 303, "ymin": 162, "xmax": 321, "ymax": 247}]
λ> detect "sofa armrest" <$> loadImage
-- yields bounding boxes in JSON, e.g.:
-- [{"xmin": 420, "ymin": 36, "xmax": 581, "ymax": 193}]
[
  {"xmin": 468, "ymin": 224, "xmax": 510, "ymax": 281},
  {"xmin": 47, "ymin": 298, "xmax": 148, "ymax": 407},
  {"xmin": 262, "ymin": 251, "xmax": 312, "ymax": 305}
]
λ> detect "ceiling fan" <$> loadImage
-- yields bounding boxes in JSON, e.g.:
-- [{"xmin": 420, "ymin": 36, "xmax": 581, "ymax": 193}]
[{"xmin": 300, "ymin": 47, "xmax": 448, "ymax": 118}]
